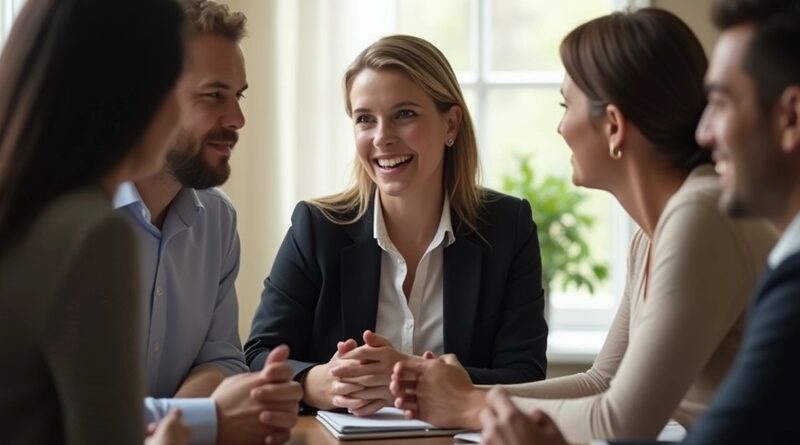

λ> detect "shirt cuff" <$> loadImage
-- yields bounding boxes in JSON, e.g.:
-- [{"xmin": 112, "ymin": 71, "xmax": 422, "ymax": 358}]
[{"xmin": 144, "ymin": 397, "xmax": 217, "ymax": 445}]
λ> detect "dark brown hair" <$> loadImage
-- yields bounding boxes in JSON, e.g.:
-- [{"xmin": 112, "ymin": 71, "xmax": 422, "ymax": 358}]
[
  {"xmin": 712, "ymin": 0, "xmax": 800, "ymax": 111},
  {"xmin": 184, "ymin": 0, "xmax": 247, "ymax": 41},
  {"xmin": 560, "ymin": 8, "xmax": 710, "ymax": 172},
  {"xmin": 0, "ymin": 0, "xmax": 186, "ymax": 246}
]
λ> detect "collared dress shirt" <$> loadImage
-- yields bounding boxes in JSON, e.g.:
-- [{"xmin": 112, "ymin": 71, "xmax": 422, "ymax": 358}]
[
  {"xmin": 373, "ymin": 191, "xmax": 455, "ymax": 355},
  {"xmin": 768, "ymin": 212, "xmax": 800, "ymax": 268},
  {"xmin": 115, "ymin": 183, "xmax": 247, "ymax": 445}
]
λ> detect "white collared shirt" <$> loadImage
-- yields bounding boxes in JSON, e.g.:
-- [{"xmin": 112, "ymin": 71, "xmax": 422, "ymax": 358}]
[
  {"xmin": 768, "ymin": 211, "xmax": 800, "ymax": 268},
  {"xmin": 373, "ymin": 191, "xmax": 455, "ymax": 356}
]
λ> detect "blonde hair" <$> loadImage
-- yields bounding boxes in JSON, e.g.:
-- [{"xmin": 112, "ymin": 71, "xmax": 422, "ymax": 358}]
[
  {"xmin": 184, "ymin": 0, "xmax": 246, "ymax": 41},
  {"xmin": 310, "ymin": 35, "xmax": 483, "ymax": 232}
]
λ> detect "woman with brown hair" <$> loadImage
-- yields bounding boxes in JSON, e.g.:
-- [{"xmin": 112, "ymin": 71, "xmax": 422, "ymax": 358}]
[
  {"xmin": 0, "ymin": 0, "xmax": 188, "ymax": 443},
  {"xmin": 391, "ymin": 8, "xmax": 778, "ymax": 443},
  {"xmin": 245, "ymin": 34, "xmax": 548, "ymax": 416}
]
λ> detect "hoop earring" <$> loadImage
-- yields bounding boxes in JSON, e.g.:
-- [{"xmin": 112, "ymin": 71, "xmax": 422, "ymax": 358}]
[
  {"xmin": 446, "ymin": 138, "xmax": 455, "ymax": 147},
  {"xmin": 609, "ymin": 143, "xmax": 622, "ymax": 160}
]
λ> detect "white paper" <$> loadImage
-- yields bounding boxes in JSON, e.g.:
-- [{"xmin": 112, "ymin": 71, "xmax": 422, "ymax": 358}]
[{"xmin": 317, "ymin": 407, "xmax": 449, "ymax": 432}]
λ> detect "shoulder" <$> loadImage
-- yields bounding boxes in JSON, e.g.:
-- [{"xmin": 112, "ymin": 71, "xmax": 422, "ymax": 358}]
[
  {"xmin": 23, "ymin": 188, "xmax": 136, "ymax": 280},
  {"xmin": 195, "ymin": 187, "xmax": 237, "ymax": 217},
  {"xmin": 42, "ymin": 188, "xmax": 134, "ymax": 244},
  {"xmin": 475, "ymin": 189, "xmax": 530, "ymax": 224},
  {"xmin": 658, "ymin": 166, "xmax": 776, "ymax": 248}
]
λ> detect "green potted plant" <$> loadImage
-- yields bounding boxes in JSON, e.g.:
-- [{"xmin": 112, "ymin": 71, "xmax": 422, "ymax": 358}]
[{"xmin": 501, "ymin": 154, "xmax": 608, "ymax": 316}]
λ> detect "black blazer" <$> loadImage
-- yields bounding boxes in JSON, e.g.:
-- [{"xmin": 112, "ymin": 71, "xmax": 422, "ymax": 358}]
[
  {"xmin": 612, "ymin": 251, "xmax": 800, "ymax": 445},
  {"xmin": 245, "ymin": 190, "xmax": 548, "ymax": 384}
]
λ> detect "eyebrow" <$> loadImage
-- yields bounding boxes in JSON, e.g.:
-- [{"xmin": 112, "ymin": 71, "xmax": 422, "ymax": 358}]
[
  {"xmin": 352, "ymin": 101, "xmax": 423, "ymax": 115},
  {"xmin": 199, "ymin": 81, "xmax": 249, "ymax": 95}
]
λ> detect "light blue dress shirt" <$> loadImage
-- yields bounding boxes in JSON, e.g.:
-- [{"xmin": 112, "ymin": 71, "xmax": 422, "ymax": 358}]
[{"xmin": 114, "ymin": 183, "xmax": 248, "ymax": 445}]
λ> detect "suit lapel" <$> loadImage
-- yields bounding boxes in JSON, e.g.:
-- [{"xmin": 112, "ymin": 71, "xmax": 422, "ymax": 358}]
[
  {"xmin": 443, "ymin": 235, "xmax": 482, "ymax": 362},
  {"xmin": 340, "ymin": 205, "xmax": 381, "ymax": 343}
]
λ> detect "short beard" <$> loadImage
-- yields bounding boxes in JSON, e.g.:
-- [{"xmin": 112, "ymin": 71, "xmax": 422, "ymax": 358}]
[{"xmin": 166, "ymin": 127, "xmax": 235, "ymax": 189}]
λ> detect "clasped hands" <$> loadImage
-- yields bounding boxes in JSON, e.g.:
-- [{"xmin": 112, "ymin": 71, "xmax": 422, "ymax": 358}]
[
  {"xmin": 306, "ymin": 330, "xmax": 435, "ymax": 416},
  {"xmin": 388, "ymin": 354, "xmax": 571, "ymax": 445}
]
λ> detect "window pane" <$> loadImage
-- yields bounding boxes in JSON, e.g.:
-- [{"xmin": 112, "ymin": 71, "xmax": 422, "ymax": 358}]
[
  {"xmin": 397, "ymin": 0, "xmax": 471, "ymax": 73},
  {"xmin": 490, "ymin": 0, "xmax": 614, "ymax": 72},
  {"xmin": 484, "ymin": 87, "xmax": 613, "ymax": 296}
]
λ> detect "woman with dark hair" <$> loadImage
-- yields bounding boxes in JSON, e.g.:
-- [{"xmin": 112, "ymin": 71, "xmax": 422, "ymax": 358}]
[
  {"xmin": 0, "ymin": 0, "xmax": 188, "ymax": 444},
  {"xmin": 391, "ymin": 8, "xmax": 778, "ymax": 443}
]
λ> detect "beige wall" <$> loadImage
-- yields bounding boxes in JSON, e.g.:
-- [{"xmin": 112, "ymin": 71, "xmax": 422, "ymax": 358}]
[
  {"xmin": 653, "ymin": 0, "xmax": 718, "ymax": 55},
  {"xmin": 221, "ymin": 0, "xmax": 283, "ymax": 343}
]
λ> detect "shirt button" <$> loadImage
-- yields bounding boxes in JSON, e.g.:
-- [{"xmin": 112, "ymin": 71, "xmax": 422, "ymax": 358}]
[
  {"xmin": 155, "ymin": 286, "xmax": 164, "ymax": 297},
  {"xmin": 153, "ymin": 342, "xmax": 161, "ymax": 352}
]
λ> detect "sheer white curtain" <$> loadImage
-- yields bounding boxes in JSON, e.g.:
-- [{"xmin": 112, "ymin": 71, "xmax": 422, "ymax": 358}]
[{"xmin": 224, "ymin": 0, "xmax": 402, "ymax": 339}]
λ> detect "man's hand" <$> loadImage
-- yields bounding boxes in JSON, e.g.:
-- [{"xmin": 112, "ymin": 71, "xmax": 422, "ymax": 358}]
[
  {"xmin": 480, "ymin": 388, "xmax": 572, "ymax": 445},
  {"xmin": 328, "ymin": 330, "xmax": 410, "ymax": 416},
  {"xmin": 390, "ymin": 353, "xmax": 486, "ymax": 429},
  {"xmin": 212, "ymin": 345, "xmax": 302, "ymax": 445}
]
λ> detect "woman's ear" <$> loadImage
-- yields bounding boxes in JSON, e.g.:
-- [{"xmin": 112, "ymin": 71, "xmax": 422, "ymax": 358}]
[
  {"xmin": 604, "ymin": 104, "xmax": 627, "ymax": 150},
  {"xmin": 445, "ymin": 104, "xmax": 463, "ymax": 141}
]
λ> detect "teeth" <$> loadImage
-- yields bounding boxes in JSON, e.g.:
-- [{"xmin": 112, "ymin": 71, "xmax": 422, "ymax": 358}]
[
  {"xmin": 377, "ymin": 155, "xmax": 412, "ymax": 168},
  {"xmin": 715, "ymin": 161, "xmax": 728, "ymax": 175}
]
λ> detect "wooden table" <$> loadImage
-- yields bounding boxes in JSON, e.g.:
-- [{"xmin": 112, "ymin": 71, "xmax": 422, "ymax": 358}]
[{"xmin": 286, "ymin": 415, "xmax": 464, "ymax": 445}]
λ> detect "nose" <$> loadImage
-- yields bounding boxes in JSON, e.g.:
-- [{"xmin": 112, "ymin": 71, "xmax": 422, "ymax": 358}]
[
  {"xmin": 221, "ymin": 99, "xmax": 246, "ymax": 130},
  {"xmin": 373, "ymin": 120, "xmax": 396, "ymax": 148},
  {"xmin": 695, "ymin": 106, "xmax": 713, "ymax": 149}
]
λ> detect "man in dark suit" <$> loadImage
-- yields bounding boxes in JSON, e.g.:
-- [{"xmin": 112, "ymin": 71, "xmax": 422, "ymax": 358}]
[{"xmin": 476, "ymin": 0, "xmax": 800, "ymax": 444}]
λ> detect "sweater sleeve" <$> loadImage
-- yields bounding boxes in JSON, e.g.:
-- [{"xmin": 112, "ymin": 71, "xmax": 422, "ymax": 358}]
[
  {"xmin": 508, "ymin": 201, "xmax": 757, "ymax": 442},
  {"xmin": 504, "ymin": 231, "xmax": 644, "ymax": 400},
  {"xmin": 44, "ymin": 214, "xmax": 145, "ymax": 445}
]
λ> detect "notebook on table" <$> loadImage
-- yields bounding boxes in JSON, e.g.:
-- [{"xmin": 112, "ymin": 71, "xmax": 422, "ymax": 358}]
[{"xmin": 316, "ymin": 407, "xmax": 463, "ymax": 440}]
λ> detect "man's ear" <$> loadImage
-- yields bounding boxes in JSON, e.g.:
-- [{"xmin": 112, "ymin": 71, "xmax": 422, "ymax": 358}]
[
  {"xmin": 777, "ymin": 85, "xmax": 800, "ymax": 154},
  {"xmin": 604, "ymin": 104, "xmax": 627, "ymax": 150}
]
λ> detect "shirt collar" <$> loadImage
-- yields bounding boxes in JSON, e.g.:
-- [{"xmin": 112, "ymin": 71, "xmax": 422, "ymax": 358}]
[
  {"xmin": 768, "ymin": 211, "xmax": 800, "ymax": 268},
  {"xmin": 373, "ymin": 190, "xmax": 455, "ymax": 252},
  {"xmin": 112, "ymin": 181, "xmax": 205, "ymax": 228}
]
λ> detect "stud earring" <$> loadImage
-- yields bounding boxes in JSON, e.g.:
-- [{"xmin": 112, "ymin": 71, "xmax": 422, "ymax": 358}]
[
  {"xmin": 609, "ymin": 142, "xmax": 622, "ymax": 160},
  {"xmin": 446, "ymin": 138, "xmax": 455, "ymax": 147}
]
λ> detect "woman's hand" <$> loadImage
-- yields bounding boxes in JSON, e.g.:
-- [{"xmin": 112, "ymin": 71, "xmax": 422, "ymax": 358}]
[
  {"xmin": 480, "ymin": 388, "xmax": 571, "ymax": 445},
  {"xmin": 145, "ymin": 409, "xmax": 190, "ymax": 445},
  {"xmin": 329, "ymin": 330, "xmax": 410, "ymax": 416},
  {"xmin": 301, "ymin": 338, "xmax": 361, "ymax": 409},
  {"xmin": 390, "ymin": 353, "xmax": 486, "ymax": 429}
]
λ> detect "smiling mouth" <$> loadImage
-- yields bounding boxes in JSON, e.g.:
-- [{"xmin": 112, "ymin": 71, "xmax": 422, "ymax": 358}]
[
  {"xmin": 207, "ymin": 141, "xmax": 234, "ymax": 152},
  {"xmin": 375, "ymin": 155, "xmax": 413, "ymax": 170}
]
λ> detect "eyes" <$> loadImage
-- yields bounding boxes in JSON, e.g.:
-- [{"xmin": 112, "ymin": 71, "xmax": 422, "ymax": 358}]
[
  {"xmin": 354, "ymin": 109, "xmax": 418, "ymax": 125},
  {"xmin": 199, "ymin": 91, "xmax": 246, "ymax": 101}
]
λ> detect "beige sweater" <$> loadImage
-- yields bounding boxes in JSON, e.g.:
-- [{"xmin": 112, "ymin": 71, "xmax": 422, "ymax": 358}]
[
  {"xmin": 0, "ymin": 188, "xmax": 144, "ymax": 445},
  {"xmin": 506, "ymin": 165, "xmax": 778, "ymax": 442}
]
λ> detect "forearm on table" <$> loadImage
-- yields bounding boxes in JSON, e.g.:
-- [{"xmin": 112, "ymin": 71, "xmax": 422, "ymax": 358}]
[{"xmin": 175, "ymin": 364, "xmax": 227, "ymax": 398}]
